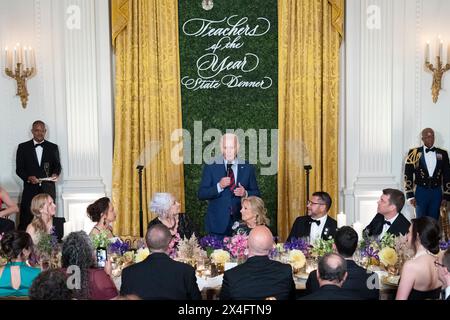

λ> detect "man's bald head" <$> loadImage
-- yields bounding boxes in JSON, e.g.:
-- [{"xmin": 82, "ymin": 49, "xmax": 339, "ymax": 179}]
[
  {"xmin": 221, "ymin": 133, "xmax": 240, "ymax": 161},
  {"xmin": 421, "ymin": 128, "xmax": 435, "ymax": 148},
  {"xmin": 146, "ymin": 224, "xmax": 172, "ymax": 252},
  {"xmin": 248, "ymin": 226, "xmax": 274, "ymax": 256},
  {"xmin": 317, "ymin": 253, "xmax": 347, "ymax": 286}
]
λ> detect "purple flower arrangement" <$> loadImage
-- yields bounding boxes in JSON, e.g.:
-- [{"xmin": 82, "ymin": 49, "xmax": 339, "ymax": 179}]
[
  {"xmin": 283, "ymin": 238, "xmax": 311, "ymax": 256},
  {"xmin": 439, "ymin": 240, "xmax": 450, "ymax": 251},
  {"xmin": 360, "ymin": 246, "xmax": 379, "ymax": 260},
  {"xmin": 223, "ymin": 234, "xmax": 248, "ymax": 260},
  {"xmin": 199, "ymin": 235, "xmax": 224, "ymax": 251},
  {"xmin": 108, "ymin": 239, "xmax": 131, "ymax": 256}
]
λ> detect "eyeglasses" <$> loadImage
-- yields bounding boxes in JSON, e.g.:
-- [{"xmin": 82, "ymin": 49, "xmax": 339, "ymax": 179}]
[
  {"xmin": 307, "ymin": 200, "xmax": 325, "ymax": 206},
  {"xmin": 434, "ymin": 260, "xmax": 445, "ymax": 268}
]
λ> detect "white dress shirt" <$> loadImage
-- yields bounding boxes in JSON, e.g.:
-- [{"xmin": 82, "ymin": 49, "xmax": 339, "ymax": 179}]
[
  {"xmin": 379, "ymin": 213, "xmax": 399, "ymax": 240},
  {"xmin": 34, "ymin": 139, "xmax": 44, "ymax": 167},
  {"xmin": 309, "ymin": 215, "xmax": 328, "ymax": 245},
  {"xmin": 423, "ymin": 144, "xmax": 437, "ymax": 176},
  {"xmin": 445, "ymin": 286, "xmax": 450, "ymax": 300}
]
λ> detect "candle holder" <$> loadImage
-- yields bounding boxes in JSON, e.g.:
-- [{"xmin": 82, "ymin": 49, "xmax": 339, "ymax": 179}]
[
  {"xmin": 3, "ymin": 44, "xmax": 37, "ymax": 108},
  {"xmin": 425, "ymin": 56, "xmax": 450, "ymax": 103}
]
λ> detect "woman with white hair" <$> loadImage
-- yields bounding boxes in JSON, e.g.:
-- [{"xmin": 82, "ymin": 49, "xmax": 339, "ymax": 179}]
[{"xmin": 147, "ymin": 193, "xmax": 197, "ymax": 239}]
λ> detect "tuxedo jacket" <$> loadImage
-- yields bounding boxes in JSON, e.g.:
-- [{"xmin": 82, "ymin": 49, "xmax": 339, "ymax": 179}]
[
  {"xmin": 404, "ymin": 146, "xmax": 450, "ymax": 200},
  {"xmin": 300, "ymin": 284, "xmax": 363, "ymax": 300},
  {"xmin": 120, "ymin": 252, "xmax": 201, "ymax": 300},
  {"xmin": 286, "ymin": 215, "xmax": 337, "ymax": 242},
  {"xmin": 220, "ymin": 256, "xmax": 295, "ymax": 300},
  {"xmin": 16, "ymin": 139, "xmax": 62, "ymax": 184},
  {"xmin": 306, "ymin": 260, "xmax": 379, "ymax": 300},
  {"xmin": 363, "ymin": 213, "xmax": 410, "ymax": 238},
  {"xmin": 198, "ymin": 157, "xmax": 260, "ymax": 235}
]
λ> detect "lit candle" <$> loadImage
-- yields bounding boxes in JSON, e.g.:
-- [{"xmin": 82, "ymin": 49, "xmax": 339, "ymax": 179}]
[
  {"xmin": 13, "ymin": 46, "xmax": 17, "ymax": 68},
  {"xmin": 439, "ymin": 40, "xmax": 443, "ymax": 61},
  {"xmin": 337, "ymin": 212, "xmax": 346, "ymax": 228},
  {"xmin": 3, "ymin": 47, "xmax": 7, "ymax": 69},
  {"xmin": 23, "ymin": 47, "xmax": 28, "ymax": 69},
  {"xmin": 16, "ymin": 43, "xmax": 22, "ymax": 64},
  {"xmin": 447, "ymin": 43, "xmax": 450, "ymax": 66},
  {"xmin": 353, "ymin": 221, "xmax": 363, "ymax": 240},
  {"xmin": 425, "ymin": 41, "xmax": 430, "ymax": 64},
  {"xmin": 30, "ymin": 47, "xmax": 36, "ymax": 69}
]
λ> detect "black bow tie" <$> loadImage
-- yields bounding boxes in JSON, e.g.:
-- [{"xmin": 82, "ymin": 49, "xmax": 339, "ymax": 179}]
[
  {"xmin": 425, "ymin": 147, "xmax": 436, "ymax": 153},
  {"xmin": 383, "ymin": 220, "xmax": 392, "ymax": 226},
  {"xmin": 309, "ymin": 219, "xmax": 320, "ymax": 226},
  {"xmin": 34, "ymin": 143, "xmax": 44, "ymax": 148}
]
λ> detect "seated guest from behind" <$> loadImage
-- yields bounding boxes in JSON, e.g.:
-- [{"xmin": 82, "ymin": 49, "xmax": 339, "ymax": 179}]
[
  {"xmin": 26, "ymin": 193, "xmax": 65, "ymax": 243},
  {"xmin": 120, "ymin": 224, "xmax": 201, "ymax": 300},
  {"xmin": 0, "ymin": 231, "xmax": 41, "ymax": 297},
  {"xmin": 220, "ymin": 225, "xmax": 295, "ymax": 300},
  {"xmin": 301, "ymin": 253, "xmax": 360, "ymax": 300},
  {"xmin": 396, "ymin": 216, "xmax": 442, "ymax": 300},
  {"xmin": 364, "ymin": 188, "xmax": 410, "ymax": 239},
  {"xmin": 306, "ymin": 226, "xmax": 379, "ymax": 300},
  {"xmin": 287, "ymin": 191, "xmax": 337, "ymax": 244},
  {"xmin": 436, "ymin": 248, "xmax": 450, "ymax": 300},
  {"xmin": 61, "ymin": 231, "xmax": 118, "ymax": 300},
  {"xmin": 87, "ymin": 197, "xmax": 117, "ymax": 238},
  {"xmin": 0, "ymin": 186, "xmax": 19, "ymax": 234},
  {"xmin": 232, "ymin": 196, "xmax": 270, "ymax": 236},
  {"xmin": 29, "ymin": 269, "xmax": 72, "ymax": 300},
  {"xmin": 147, "ymin": 192, "xmax": 197, "ymax": 239}
]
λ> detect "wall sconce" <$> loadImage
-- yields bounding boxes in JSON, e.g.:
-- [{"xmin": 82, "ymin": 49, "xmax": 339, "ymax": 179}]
[
  {"xmin": 425, "ymin": 36, "xmax": 450, "ymax": 103},
  {"xmin": 202, "ymin": 0, "xmax": 213, "ymax": 10},
  {"xmin": 3, "ymin": 43, "xmax": 37, "ymax": 108}
]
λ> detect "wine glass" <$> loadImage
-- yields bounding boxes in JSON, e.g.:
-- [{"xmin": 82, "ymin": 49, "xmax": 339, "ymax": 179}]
[{"xmin": 44, "ymin": 162, "xmax": 50, "ymax": 177}]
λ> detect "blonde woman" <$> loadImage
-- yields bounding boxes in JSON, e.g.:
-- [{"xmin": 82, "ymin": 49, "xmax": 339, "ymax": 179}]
[
  {"xmin": 232, "ymin": 196, "xmax": 270, "ymax": 236},
  {"xmin": 26, "ymin": 193, "xmax": 65, "ymax": 244}
]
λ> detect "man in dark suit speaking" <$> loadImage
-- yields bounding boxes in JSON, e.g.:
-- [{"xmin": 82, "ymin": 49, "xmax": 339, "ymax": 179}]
[
  {"xmin": 198, "ymin": 133, "xmax": 260, "ymax": 237},
  {"xmin": 16, "ymin": 120, "xmax": 61, "ymax": 230}
]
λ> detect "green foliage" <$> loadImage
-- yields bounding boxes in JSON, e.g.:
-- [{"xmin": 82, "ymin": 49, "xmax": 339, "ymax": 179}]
[
  {"xmin": 310, "ymin": 238, "xmax": 335, "ymax": 258},
  {"xmin": 36, "ymin": 232, "xmax": 53, "ymax": 256},
  {"xmin": 179, "ymin": 0, "xmax": 278, "ymax": 236},
  {"xmin": 380, "ymin": 233, "xmax": 396, "ymax": 249},
  {"xmin": 90, "ymin": 231, "xmax": 111, "ymax": 249}
]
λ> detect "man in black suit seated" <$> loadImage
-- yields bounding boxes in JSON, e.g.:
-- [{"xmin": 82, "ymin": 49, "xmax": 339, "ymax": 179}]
[
  {"xmin": 306, "ymin": 226, "xmax": 379, "ymax": 300},
  {"xmin": 301, "ymin": 253, "xmax": 361, "ymax": 300},
  {"xmin": 436, "ymin": 248, "xmax": 450, "ymax": 300},
  {"xmin": 16, "ymin": 120, "xmax": 61, "ymax": 230},
  {"xmin": 287, "ymin": 191, "xmax": 337, "ymax": 244},
  {"xmin": 120, "ymin": 224, "xmax": 201, "ymax": 300},
  {"xmin": 220, "ymin": 225, "xmax": 296, "ymax": 300},
  {"xmin": 364, "ymin": 188, "xmax": 411, "ymax": 239}
]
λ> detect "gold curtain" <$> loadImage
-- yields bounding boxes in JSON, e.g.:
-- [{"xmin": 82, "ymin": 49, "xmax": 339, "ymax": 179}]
[
  {"xmin": 277, "ymin": 0, "xmax": 344, "ymax": 241},
  {"xmin": 111, "ymin": 0, "xmax": 185, "ymax": 236}
]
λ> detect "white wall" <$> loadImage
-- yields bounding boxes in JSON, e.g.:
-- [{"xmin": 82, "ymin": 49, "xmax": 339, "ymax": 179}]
[
  {"xmin": 0, "ymin": 0, "xmax": 113, "ymax": 226},
  {"xmin": 342, "ymin": 0, "xmax": 450, "ymax": 226}
]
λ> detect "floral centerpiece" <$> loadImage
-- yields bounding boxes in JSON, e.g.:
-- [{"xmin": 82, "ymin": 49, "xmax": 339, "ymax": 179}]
[
  {"xmin": 309, "ymin": 238, "xmax": 334, "ymax": 260},
  {"xmin": 223, "ymin": 233, "xmax": 249, "ymax": 263},
  {"xmin": 176, "ymin": 234, "xmax": 206, "ymax": 267},
  {"xmin": 283, "ymin": 238, "xmax": 311, "ymax": 256},
  {"xmin": 33, "ymin": 228, "xmax": 60, "ymax": 269},
  {"xmin": 288, "ymin": 249, "xmax": 306, "ymax": 272},
  {"xmin": 440, "ymin": 240, "xmax": 450, "ymax": 251},
  {"xmin": 199, "ymin": 235, "xmax": 224, "ymax": 257},
  {"xmin": 210, "ymin": 249, "xmax": 231, "ymax": 274},
  {"xmin": 90, "ymin": 230, "xmax": 111, "ymax": 249}
]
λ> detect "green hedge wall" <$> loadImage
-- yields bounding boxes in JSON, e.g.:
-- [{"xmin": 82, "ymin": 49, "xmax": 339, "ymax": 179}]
[{"xmin": 178, "ymin": 0, "xmax": 278, "ymax": 236}]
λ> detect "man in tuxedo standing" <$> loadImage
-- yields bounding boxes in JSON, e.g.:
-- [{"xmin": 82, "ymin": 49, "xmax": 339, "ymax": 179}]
[
  {"xmin": 404, "ymin": 128, "xmax": 450, "ymax": 220},
  {"xmin": 364, "ymin": 188, "xmax": 410, "ymax": 239},
  {"xmin": 198, "ymin": 133, "xmax": 260, "ymax": 237},
  {"xmin": 301, "ymin": 253, "xmax": 360, "ymax": 300},
  {"xmin": 120, "ymin": 224, "xmax": 201, "ymax": 300},
  {"xmin": 286, "ymin": 191, "xmax": 337, "ymax": 244},
  {"xmin": 16, "ymin": 120, "xmax": 61, "ymax": 230},
  {"xmin": 220, "ymin": 225, "xmax": 295, "ymax": 300},
  {"xmin": 306, "ymin": 226, "xmax": 379, "ymax": 300},
  {"xmin": 436, "ymin": 248, "xmax": 450, "ymax": 300}
]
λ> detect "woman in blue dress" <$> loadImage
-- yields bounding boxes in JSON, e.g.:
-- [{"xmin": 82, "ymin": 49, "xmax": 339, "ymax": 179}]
[{"xmin": 0, "ymin": 230, "xmax": 41, "ymax": 297}]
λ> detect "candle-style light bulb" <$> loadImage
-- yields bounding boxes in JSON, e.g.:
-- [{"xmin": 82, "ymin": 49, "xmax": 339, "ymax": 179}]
[{"xmin": 425, "ymin": 41, "xmax": 430, "ymax": 64}]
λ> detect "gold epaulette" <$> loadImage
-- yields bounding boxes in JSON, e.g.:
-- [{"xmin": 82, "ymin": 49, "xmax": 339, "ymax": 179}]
[{"xmin": 405, "ymin": 148, "xmax": 421, "ymax": 167}]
